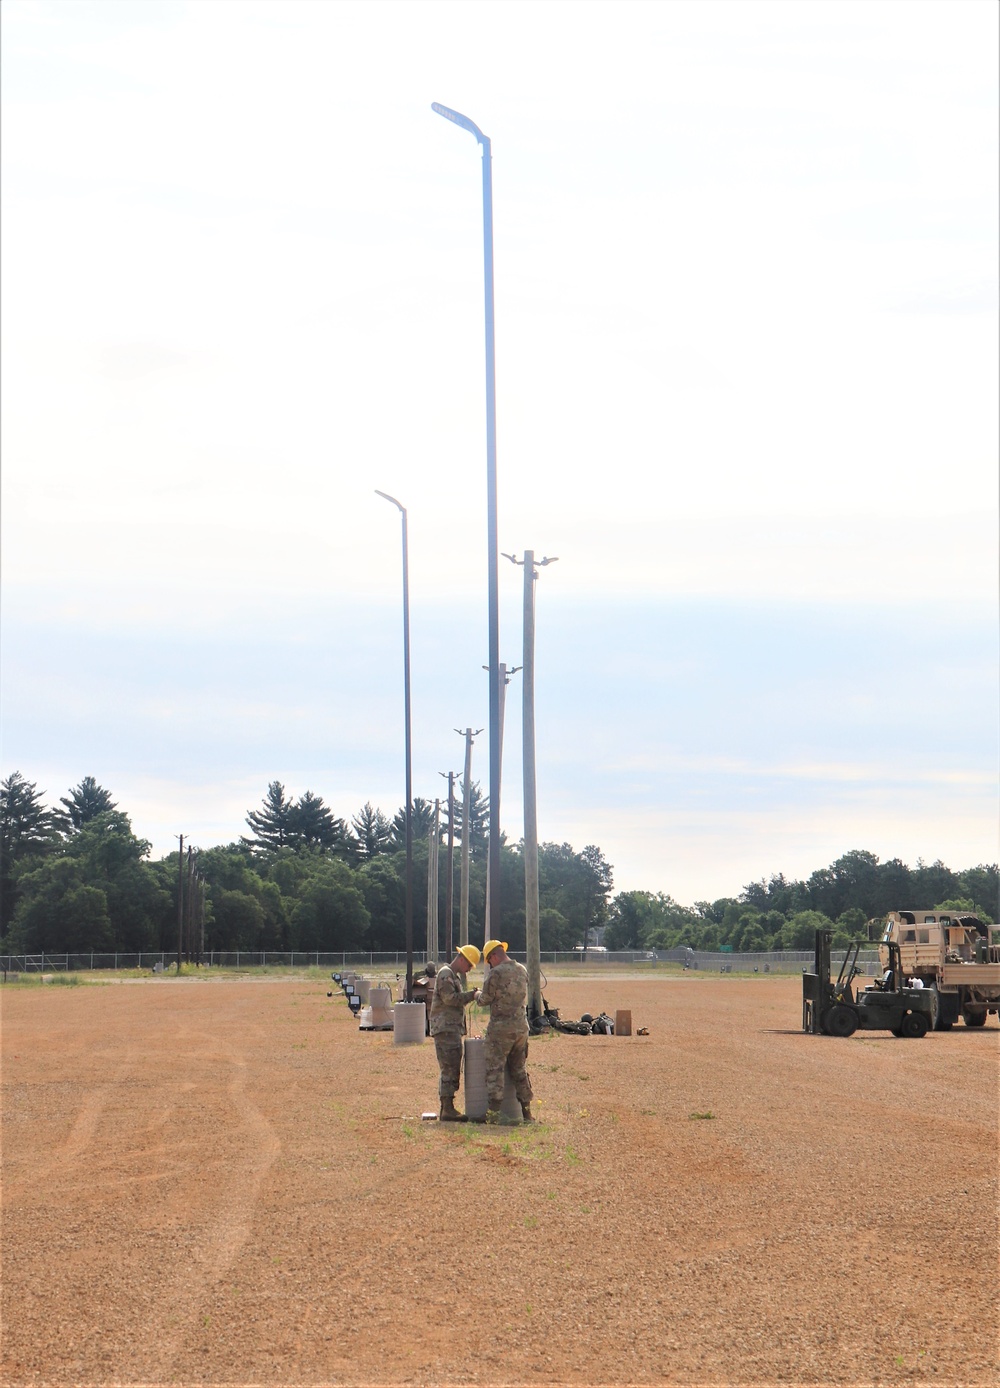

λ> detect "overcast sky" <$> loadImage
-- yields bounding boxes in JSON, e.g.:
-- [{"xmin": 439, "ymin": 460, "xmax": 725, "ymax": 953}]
[{"xmin": 2, "ymin": 0, "xmax": 997, "ymax": 907}]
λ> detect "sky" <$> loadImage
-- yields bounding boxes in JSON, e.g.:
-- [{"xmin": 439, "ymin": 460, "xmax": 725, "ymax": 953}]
[{"xmin": 2, "ymin": 0, "xmax": 997, "ymax": 908}]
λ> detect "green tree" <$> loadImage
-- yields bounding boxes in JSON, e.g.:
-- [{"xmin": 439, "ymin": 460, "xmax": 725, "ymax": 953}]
[
  {"xmin": 8, "ymin": 858, "xmax": 114, "ymax": 954},
  {"xmin": 390, "ymin": 797, "xmax": 438, "ymax": 848},
  {"xmin": 57, "ymin": 777, "xmax": 118, "ymax": 834},
  {"xmin": 289, "ymin": 791, "xmax": 348, "ymax": 852},
  {"xmin": 1, "ymin": 772, "xmax": 61, "ymax": 929},
  {"xmin": 243, "ymin": 782, "xmax": 295, "ymax": 852},
  {"xmin": 537, "ymin": 842, "xmax": 613, "ymax": 947},
  {"xmin": 357, "ymin": 855, "xmax": 405, "ymax": 950},
  {"xmin": 289, "ymin": 859, "xmax": 369, "ymax": 952},
  {"xmin": 67, "ymin": 811, "xmax": 167, "ymax": 951},
  {"xmin": 780, "ymin": 909, "xmax": 835, "ymax": 950},
  {"xmin": 211, "ymin": 889, "xmax": 266, "ymax": 950},
  {"xmin": 957, "ymin": 864, "xmax": 998, "ymax": 921},
  {"xmin": 350, "ymin": 802, "xmax": 393, "ymax": 861}
]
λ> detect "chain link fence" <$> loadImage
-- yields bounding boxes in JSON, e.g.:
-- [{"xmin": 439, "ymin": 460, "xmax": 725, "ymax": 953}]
[{"xmin": 1, "ymin": 946, "xmax": 881, "ymax": 976}]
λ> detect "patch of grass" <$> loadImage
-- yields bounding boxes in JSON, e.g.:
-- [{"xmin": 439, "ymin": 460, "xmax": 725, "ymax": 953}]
[
  {"xmin": 401, "ymin": 1123, "xmax": 416, "ymax": 1140},
  {"xmin": 688, "ymin": 1110, "xmax": 716, "ymax": 1121},
  {"xmin": 565, "ymin": 1145, "xmax": 581, "ymax": 1166},
  {"xmin": 524, "ymin": 1215, "xmax": 537, "ymax": 1228}
]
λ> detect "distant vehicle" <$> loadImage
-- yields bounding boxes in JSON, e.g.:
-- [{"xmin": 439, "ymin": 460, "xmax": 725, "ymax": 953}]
[
  {"xmin": 573, "ymin": 945, "xmax": 608, "ymax": 953},
  {"xmin": 871, "ymin": 910, "xmax": 1000, "ymax": 1029}
]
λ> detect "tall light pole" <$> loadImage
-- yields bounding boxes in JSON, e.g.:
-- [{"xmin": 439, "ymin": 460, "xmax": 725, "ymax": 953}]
[
  {"xmin": 375, "ymin": 489, "xmax": 414, "ymax": 1002},
  {"xmin": 432, "ymin": 101, "xmax": 502, "ymax": 941},
  {"xmin": 505, "ymin": 551, "xmax": 558, "ymax": 1021}
]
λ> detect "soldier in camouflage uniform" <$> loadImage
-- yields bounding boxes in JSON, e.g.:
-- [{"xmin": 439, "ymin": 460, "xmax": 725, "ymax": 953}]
[
  {"xmin": 429, "ymin": 944, "xmax": 481, "ymax": 1121},
  {"xmin": 478, "ymin": 940, "xmax": 534, "ymax": 1123}
]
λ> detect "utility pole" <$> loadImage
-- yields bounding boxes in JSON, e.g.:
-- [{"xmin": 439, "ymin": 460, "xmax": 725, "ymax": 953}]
[
  {"xmin": 440, "ymin": 771, "xmax": 458, "ymax": 959},
  {"xmin": 455, "ymin": 728, "xmax": 482, "ymax": 947},
  {"xmin": 175, "ymin": 834, "xmax": 184, "ymax": 973},
  {"xmin": 183, "ymin": 846, "xmax": 193, "ymax": 964},
  {"xmin": 483, "ymin": 662, "xmax": 520, "ymax": 936},
  {"xmin": 427, "ymin": 799, "xmax": 442, "ymax": 963},
  {"xmin": 505, "ymin": 550, "xmax": 558, "ymax": 1021}
]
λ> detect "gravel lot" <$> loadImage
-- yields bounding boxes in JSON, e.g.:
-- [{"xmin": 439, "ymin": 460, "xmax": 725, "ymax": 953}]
[{"xmin": 2, "ymin": 970, "xmax": 997, "ymax": 1387}]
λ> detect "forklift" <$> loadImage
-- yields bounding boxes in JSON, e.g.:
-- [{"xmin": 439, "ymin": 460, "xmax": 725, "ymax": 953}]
[{"xmin": 802, "ymin": 929, "xmax": 936, "ymax": 1038}]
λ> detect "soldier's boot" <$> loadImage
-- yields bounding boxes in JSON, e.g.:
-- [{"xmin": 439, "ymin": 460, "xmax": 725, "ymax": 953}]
[
  {"xmin": 483, "ymin": 1098, "xmax": 503, "ymax": 1124},
  {"xmin": 520, "ymin": 1102, "xmax": 535, "ymax": 1123},
  {"xmin": 440, "ymin": 1095, "xmax": 464, "ymax": 1122}
]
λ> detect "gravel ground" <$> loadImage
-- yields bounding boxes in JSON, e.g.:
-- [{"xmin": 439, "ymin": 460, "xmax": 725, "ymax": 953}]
[{"xmin": 1, "ymin": 971, "xmax": 997, "ymax": 1388}]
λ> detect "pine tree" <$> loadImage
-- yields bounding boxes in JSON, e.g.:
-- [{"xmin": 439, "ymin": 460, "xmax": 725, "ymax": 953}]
[
  {"xmin": 58, "ymin": 777, "xmax": 118, "ymax": 833},
  {"xmin": 242, "ymin": 782, "xmax": 294, "ymax": 852},
  {"xmin": 350, "ymin": 802, "xmax": 393, "ymax": 861}
]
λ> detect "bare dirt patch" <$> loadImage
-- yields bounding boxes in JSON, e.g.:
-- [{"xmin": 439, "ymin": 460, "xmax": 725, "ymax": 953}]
[{"xmin": 2, "ymin": 971, "xmax": 997, "ymax": 1387}]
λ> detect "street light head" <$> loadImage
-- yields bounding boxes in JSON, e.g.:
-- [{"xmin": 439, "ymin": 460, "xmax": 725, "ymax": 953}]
[
  {"xmin": 502, "ymin": 551, "xmax": 520, "ymax": 565},
  {"xmin": 539, "ymin": 556, "xmax": 559, "ymax": 566},
  {"xmin": 375, "ymin": 488, "xmax": 405, "ymax": 514},
  {"xmin": 431, "ymin": 102, "xmax": 487, "ymax": 147}
]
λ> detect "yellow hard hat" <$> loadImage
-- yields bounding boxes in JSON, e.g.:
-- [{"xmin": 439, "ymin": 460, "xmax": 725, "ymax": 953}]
[
  {"xmin": 456, "ymin": 944, "xmax": 481, "ymax": 967},
  {"xmin": 483, "ymin": 940, "xmax": 507, "ymax": 961}
]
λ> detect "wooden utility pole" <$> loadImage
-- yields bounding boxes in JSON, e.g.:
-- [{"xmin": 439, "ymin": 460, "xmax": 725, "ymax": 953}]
[
  {"xmin": 483, "ymin": 663, "xmax": 519, "ymax": 937},
  {"xmin": 455, "ymin": 728, "xmax": 482, "ymax": 947},
  {"xmin": 505, "ymin": 550, "xmax": 558, "ymax": 1022},
  {"xmin": 176, "ymin": 835, "xmax": 184, "ymax": 973},
  {"xmin": 440, "ymin": 771, "xmax": 457, "ymax": 959},
  {"xmin": 184, "ymin": 846, "xmax": 195, "ymax": 964}
]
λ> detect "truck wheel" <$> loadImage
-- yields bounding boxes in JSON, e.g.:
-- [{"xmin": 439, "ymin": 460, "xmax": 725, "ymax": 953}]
[
  {"xmin": 824, "ymin": 1004, "xmax": 858, "ymax": 1038},
  {"xmin": 963, "ymin": 1010, "xmax": 987, "ymax": 1028},
  {"xmin": 900, "ymin": 1011, "xmax": 929, "ymax": 1039}
]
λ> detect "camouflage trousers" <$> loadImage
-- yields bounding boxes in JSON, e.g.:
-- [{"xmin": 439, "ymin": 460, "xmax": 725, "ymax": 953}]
[
  {"xmin": 483, "ymin": 1026, "xmax": 533, "ymax": 1105},
  {"xmin": 434, "ymin": 1033, "xmax": 464, "ymax": 1098}
]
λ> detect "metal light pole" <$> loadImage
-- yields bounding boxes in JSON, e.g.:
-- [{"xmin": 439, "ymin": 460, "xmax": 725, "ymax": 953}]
[
  {"xmin": 505, "ymin": 551, "xmax": 558, "ymax": 1021},
  {"xmin": 375, "ymin": 489, "xmax": 414, "ymax": 1001},
  {"xmin": 432, "ymin": 101, "xmax": 502, "ymax": 942}
]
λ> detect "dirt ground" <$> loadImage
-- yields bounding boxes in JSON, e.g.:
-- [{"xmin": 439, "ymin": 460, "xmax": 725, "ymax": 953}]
[{"xmin": 1, "ymin": 970, "xmax": 997, "ymax": 1388}]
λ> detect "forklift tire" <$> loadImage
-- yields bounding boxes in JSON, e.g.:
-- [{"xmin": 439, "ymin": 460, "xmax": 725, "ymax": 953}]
[
  {"xmin": 900, "ymin": 1011, "xmax": 929, "ymax": 1039},
  {"xmin": 824, "ymin": 1004, "xmax": 858, "ymax": 1038}
]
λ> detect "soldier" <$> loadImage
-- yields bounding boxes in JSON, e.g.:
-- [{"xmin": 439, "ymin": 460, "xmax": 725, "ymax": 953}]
[
  {"xmin": 478, "ymin": 940, "xmax": 534, "ymax": 1124},
  {"xmin": 429, "ymin": 944, "xmax": 481, "ymax": 1120}
]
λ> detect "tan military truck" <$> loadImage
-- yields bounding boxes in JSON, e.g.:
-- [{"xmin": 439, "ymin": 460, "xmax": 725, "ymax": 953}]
[{"xmin": 873, "ymin": 910, "xmax": 1000, "ymax": 1029}]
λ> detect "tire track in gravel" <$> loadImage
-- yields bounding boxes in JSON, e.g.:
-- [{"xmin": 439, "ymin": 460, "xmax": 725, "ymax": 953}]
[{"xmin": 121, "ymin": 1029, "xmax": 281, "ymax": 1383}]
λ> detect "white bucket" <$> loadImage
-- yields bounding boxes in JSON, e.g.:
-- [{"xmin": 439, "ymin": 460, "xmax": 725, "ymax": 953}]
[
  {"xmin": 393, "ymin": 1001, "xmax": 426, "ymax": 1045},
  {"xmin": 363, "ymin": 987, "xmax": 394, "ymax": 1031}
]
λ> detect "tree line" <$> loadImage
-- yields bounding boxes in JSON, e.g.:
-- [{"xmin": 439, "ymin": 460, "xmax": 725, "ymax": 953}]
[{"xmin": 1, "ymin": 771, "xmax": 995, "ymax": 958}]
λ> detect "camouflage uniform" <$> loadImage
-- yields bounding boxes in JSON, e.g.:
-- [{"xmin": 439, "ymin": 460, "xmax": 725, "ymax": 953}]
[
  {"xmin": 477, "ymin": 956, "xmax": 533, "ymax": 1106},
  {"xmin": 429, "ymin": 963, "xmax": 477, "ymax": 1099}
]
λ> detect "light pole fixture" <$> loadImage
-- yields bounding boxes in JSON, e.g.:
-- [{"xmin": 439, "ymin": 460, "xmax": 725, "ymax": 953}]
[
  {"xmin": 375, "ymin": 488, "xmax": 414, "ymax": 1002},
  {"xmin": 432, "ymin": 100, "xmax": 502, "ymax": 942}
]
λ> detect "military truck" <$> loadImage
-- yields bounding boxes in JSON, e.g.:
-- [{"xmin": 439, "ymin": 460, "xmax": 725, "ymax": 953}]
[{"xmin": 872, "ymin": 910, "xmax": 1000, "ymax": 1029}]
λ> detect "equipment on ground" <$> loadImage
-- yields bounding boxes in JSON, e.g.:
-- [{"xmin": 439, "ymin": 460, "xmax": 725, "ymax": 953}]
[
  {"xmin": 802, "ymin": 929, "xmax": 936, "ymax": 1038},
  {"xmin": 871, "ymin": 910, "xmax": 1000, "ymax": 1029}
]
